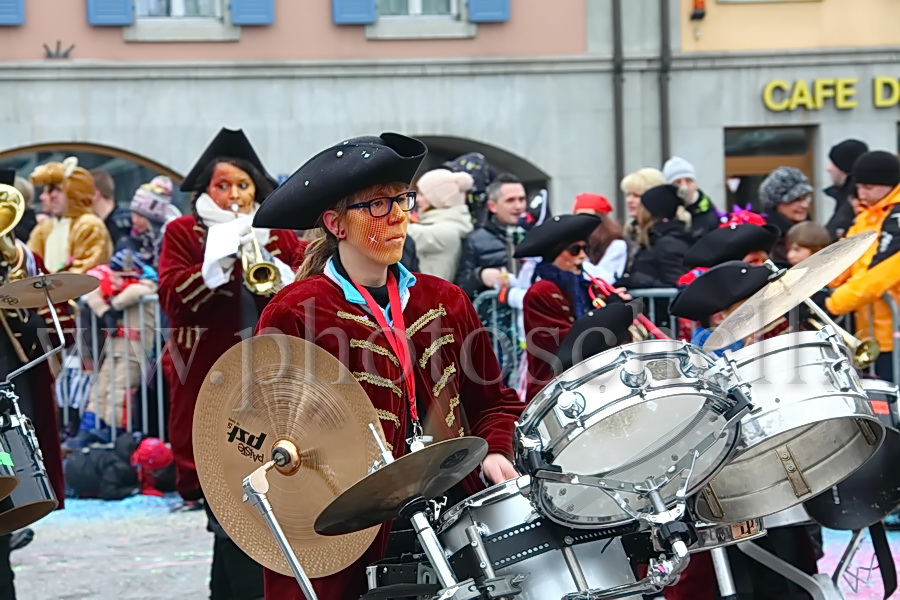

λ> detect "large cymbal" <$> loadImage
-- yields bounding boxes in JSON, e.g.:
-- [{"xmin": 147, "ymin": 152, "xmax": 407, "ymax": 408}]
[
  {"xmin": 193, "ymin": 334, "xmax": 385, "ymax": 578},
  {"xmin": 315, "ymin": 437, "xmax": 488, "ymax": 536},
  {"xmin": 704, "ymin": 231, "xmax": 877, "ymax": 350},
  {"xmin": 0, "ymin": 273, "xmax": 99, "ymax": 309}
]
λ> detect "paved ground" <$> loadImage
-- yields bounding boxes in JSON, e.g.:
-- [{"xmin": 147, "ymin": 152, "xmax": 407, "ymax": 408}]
[{"xmin": 9, "ymin": 496, "xmax": 900, "ymax": 599}]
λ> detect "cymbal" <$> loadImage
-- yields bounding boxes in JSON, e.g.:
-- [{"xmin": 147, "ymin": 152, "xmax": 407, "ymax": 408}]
[
  {"xmin": 0, "ymin": 273, "xmax": 99, "ymax": 309},
  {"xmin": 704, "ymin": 231, "xmax": 877, "ymax": 350},
  {"xmin": 193, "ymin": 334, "xmax": 386, "ymax": 578},
  {"xmin": 315, "ymin": 437, "xmax": 488, "ymax": 536}
]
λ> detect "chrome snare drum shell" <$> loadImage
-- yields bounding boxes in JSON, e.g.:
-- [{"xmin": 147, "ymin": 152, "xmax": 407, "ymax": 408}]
[
  {"xmin": 516, "ymin": 339, "xmax": 739, "ymax": 529},
  {"xmin": 0, "ymin": 414, "xmax": 57, "ymax": 535},
  {"xmin": 694, "ymin": 331, "xmax": 883, "ymax": 524}
]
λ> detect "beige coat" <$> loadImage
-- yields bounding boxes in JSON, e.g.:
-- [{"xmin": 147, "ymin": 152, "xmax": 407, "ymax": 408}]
[{"xmin": 408, "ymin": 205, "xmax": 473, "ymax": 281}]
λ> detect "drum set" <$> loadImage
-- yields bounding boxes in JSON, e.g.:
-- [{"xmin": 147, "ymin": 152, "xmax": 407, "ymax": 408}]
[
  {"xmin": 194, "ymin": 231, "xmax": 900, "ymax": 600},
  {"xmin": 0, "ymin": 272, "xmax": 100, "ymax": 535}
]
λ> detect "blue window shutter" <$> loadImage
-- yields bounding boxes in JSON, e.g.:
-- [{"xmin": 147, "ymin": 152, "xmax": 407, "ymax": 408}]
[
  {"xmin": 467, "ymin": 0, "xmax": 509, "ymax": 23},
  {"xmin": 0, "ymin": 0, "xmax": 24, "ymax": 25},
  {"xmin": 332, "ymin": 0, "xmax": 376, "ymax": 25},
  {"xmin": 86, "ymin": 0, "xmax": 134, "ymax": 26},
  {"xmin": 231, "ymin": 0, "xmax": 274, "ymax": 26}
]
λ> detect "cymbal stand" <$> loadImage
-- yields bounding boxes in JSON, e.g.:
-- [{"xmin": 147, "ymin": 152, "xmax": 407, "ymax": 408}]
[
  {"xmin": 0, "ymin": 272, "xmax": 67, "ymax": 417},
  {"xmin": 367, "ymin": 425, "xmax": 480, "ymax": 600},
  {"xmin": 710, "ymin": 547, "xmax": 738, "ymax": 600},
  {"xmin": 242, "ymin": 460, "xmax": 318, "ymax": 600}
]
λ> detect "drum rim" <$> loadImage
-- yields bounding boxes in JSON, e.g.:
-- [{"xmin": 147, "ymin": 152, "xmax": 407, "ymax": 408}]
[
  {"xmin": 437, "ymin": 478, "xmax": 524, "ymax": 533},
  {"xmin": 861, "ymin": 379, "xmax": 900, "ymax": 395}
]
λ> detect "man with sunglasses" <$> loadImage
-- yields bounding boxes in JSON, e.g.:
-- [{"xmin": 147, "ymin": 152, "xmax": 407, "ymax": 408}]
[{"xmin": 252, "ymin": 133, "xmax": 523, "ymax": 600}]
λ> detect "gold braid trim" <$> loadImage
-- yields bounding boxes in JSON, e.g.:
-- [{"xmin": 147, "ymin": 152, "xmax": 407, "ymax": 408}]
[
  {"xmin": 353, "ymin": 372, "xmax": 402, "ymax": 398},
  {"xmin": 191, "ymin": 290, "xmax": 216, "ymax": 313},
  {"xmin": 385, "ymin": 440, "xmax": 394, "ymax": 451},
  {"xmin": 458, "ymin": 427, "xmax": 465, "ymax": 437},
  {"xmin": 407, "ymin": 305, "xmax": 446, "ymax": 337},
  {"xmin": 175, "ymin": 271, "xmax": 202, "ymax": 293},
  {"xmin": 419, "ymin": 334, "xmax": 454, "ymax": 369},
  {"xmin": 444, "ymin": 395, "xmax": 460, "ymax": 427},
  {"xmin": 433, "ymin": 363, "xmax": 457, "ymax": 398},
  {"xmin": 181, "ymin": 281, "xmax": 209, "ymax": 304},
  {"xmin": 351, "ymin": 339, "xmax": 399, "ymax": 366},
  {"xmin": 376, "ymin": 409, "xmax": 401, "ymax": 428},
  {"xmin": 550, "ymin": 293, "xmax": 564, "ymax": 301},
  {"xmin": 338, "ymin": 311, "xmax": 377, "ymax": 330}
]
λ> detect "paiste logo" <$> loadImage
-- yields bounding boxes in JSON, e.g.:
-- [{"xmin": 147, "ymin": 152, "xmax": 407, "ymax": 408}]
[{"xmin": 226, "ymin": 418, "xmax": 267, "ymax": 450}]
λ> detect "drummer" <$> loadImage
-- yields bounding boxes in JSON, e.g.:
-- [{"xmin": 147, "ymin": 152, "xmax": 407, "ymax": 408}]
[
  {"xmin": 513, "ymin": 213, "xmax": 633, "ymax": 401},
  {"xmin": 668, "ymin": 261, "xmax": 819, "ymax": 600},
  {"xmin": 252, "ymin": 133, "xmax": 525, "ymax": 600}
]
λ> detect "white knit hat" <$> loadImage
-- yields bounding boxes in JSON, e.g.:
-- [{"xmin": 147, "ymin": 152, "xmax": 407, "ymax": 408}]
[
  {"xmin": 416, "ymin": 169, "xmax": 474, "ymax": 210},
  {"xmin": 662, "ymin": 156, "xmax": 696, "ymax": 184}
]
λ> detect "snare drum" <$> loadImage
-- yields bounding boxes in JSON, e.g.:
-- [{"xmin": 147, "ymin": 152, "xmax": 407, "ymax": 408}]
[
  {"xmin": 516, "ymin": 339, "xmax": 739, "ymax": 528},
  {"xmin": 803, "ymin": 379, "xmax": 900, "ymax": 530},
  {"xmin": 691, "ymin": 518, "xmax": 766, "ymax": 553},
  {"xmin": 0, "ymin": 412, "xmax": 58, "ymax": 535},
  {"xmin": 438, "ymin": 479, "xmax": 642, "ymax": 600},
  {"xmin": 694, "ymin": 330, "xmax": 884, "ymax": 523}
]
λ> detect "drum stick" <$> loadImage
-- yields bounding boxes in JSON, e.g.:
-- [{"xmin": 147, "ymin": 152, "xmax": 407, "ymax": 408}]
[{"xmin": 587, "ymin": 275, "xmax": 669, "ymax": 339}]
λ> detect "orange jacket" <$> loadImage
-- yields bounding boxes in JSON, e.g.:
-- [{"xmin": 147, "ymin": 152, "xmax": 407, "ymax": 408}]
[{"xmin": 826, "ymin": 184, "xmax": 900, "ymax": 351}]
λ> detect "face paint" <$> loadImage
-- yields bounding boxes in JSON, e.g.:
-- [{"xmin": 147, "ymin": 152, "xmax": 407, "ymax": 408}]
[
  {"xmin": 343, "ymin": 193, "xmax": 409, "ymax": 266},
  {"xmin": 207, "ymin": 162, "xmax": 256, "ymax": 214}
]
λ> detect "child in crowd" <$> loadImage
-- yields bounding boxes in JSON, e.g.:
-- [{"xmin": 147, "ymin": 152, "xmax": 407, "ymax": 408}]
[{"xmin": 785, "ymin": 221, "xmax": 831, "ymax": 266}]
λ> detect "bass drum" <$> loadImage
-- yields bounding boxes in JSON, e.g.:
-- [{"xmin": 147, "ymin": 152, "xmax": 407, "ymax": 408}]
[
  {"xmin": 438, "ymin": 478, "xmax": 642, "ymax": 600},
  {"xmin": 804, "ymin": 379, "xmax": 900, "ymax": 530},
  {"xmin": 0, "ymin": 412, "xmax": 57, "ymax": 535}
]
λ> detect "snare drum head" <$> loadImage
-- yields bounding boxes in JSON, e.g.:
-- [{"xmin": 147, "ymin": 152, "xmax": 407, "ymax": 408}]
[{"xmin": 518, "ymin": 340, "xmax": 738, "ymax": 528}]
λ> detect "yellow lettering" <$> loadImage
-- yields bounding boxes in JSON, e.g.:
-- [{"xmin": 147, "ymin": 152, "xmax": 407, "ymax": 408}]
[
  {"xmin": 812, "ymin": 78, "xmax": 835, "ymax": 109},
  {"xmin": 763, "ymin": 79, "xmax": 790, "ymax": 112},
  {"xmin": 789, "ymin": 79, "xmax": 815, "ymax": 110},
  {"xmin": 834, "ymin": 78, "xmax": 858, "ymax": 109},
  {"xmin": 874, "ymin": 76, "xmax": 900, "ymax": 108}
]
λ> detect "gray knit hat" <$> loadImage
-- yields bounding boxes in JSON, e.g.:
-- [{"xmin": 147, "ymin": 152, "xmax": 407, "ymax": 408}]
[{"xmin": 759, "ymin": 167, "xmax": 814, "ymax": 207}]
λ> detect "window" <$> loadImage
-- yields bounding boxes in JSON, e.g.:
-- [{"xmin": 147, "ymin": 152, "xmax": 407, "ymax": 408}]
[
  {"xmin": 136, "ymin": 0, "xmax": 222, "ymax": 18},
  {"xmin": 379, "ymin": 0, "xmax": 456, "ymax": 17}
]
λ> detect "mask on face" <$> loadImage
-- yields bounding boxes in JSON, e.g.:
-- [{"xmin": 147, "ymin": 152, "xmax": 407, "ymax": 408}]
[{"xmin": 207, "ymin": 163, "xmax": 256, "ymax": 214}]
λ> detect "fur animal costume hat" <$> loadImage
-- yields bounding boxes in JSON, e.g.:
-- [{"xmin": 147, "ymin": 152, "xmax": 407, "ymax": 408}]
[{"xmin": 30, "ymin": 156, "xmax": 96, "ymax": 216}]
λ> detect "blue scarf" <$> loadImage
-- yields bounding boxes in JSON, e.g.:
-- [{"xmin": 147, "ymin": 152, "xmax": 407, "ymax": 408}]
[{"xmin": 535, "ymin": 261, "xmax": 591, "ymax": 319}]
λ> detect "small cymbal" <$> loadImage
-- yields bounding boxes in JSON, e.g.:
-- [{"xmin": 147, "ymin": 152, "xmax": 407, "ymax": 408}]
[
  {"xmin": 704, "ymin": 231, "xmax": 877, "ymax": 350},
  {"xmin": 315, "ymin": 437, "xmax": 488, "ymax": 537},
  {"xmin": 0, "ymin": 273, "xmax": 99, "ymax": 309},
  {"xmin": 193, "ymin": 334, "xmax": 386, "ymax": 578}
]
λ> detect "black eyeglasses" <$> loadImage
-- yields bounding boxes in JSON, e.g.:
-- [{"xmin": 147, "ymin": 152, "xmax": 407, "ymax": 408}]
[
  {"xmin": 566, "ymin": 243, "xmax": 588, "ymax": 256},
  {"xmin": 347, "ymin": 191, "xmax": 417, "ymax": 218}
]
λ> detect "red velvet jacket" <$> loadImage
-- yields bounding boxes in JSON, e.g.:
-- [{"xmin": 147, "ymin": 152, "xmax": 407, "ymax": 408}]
[
  {"xmin": 256, "ymin": 271, "xmax": 523, "ymax": 600},
  {"xmin": 522, "ymin": 279, "xmax": 576, "ymax": 403},
  {"xmin": 158, "ymin": 215, "xmax": 306, "ymax": 499}
]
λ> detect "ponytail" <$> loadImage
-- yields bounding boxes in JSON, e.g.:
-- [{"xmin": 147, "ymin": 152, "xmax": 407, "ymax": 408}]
[{"xmin": 295, "ymin": 229, "xmax": 338, "ymax": 282}]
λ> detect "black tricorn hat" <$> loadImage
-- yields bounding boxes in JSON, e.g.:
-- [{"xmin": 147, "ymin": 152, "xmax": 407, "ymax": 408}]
[
  {"xmin": 683, "ymin": 223, "xmax": 780, "ymax": 268},
  {"xmin": 253, "ymin": 133, "xmax": 427, "ymax": 230},
  {"xmin": 669, "ymin": 261, "xmax": 770, "ymax": 321},
  {"xmin": 180, "ymin": 128, "xmax": 277, "ymax": 193},
  {"xmin": 0, "ymin": 169, "xmax": 14, "ymax": 186},
  {"xmin": 513, "ymin": 214, "xmax": 602, "ymax": 260},
  {"xmin": 556, "ymin": 301, "xmax": 638, "ymax": 372}
]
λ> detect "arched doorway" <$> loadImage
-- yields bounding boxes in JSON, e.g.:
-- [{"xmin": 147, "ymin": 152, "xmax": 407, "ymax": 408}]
[
  {"xmin": 0, "ymin": 142, "xmax": 188, "ymax": 211},
  {"xmin": 416, "ymin": 135, "xmax": 551, "ymax": 198}
]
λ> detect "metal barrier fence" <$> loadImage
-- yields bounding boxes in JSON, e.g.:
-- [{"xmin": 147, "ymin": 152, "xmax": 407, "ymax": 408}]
[{"xmin": 57, "ymin": 289, "xmax": 900, "ymax": 447}]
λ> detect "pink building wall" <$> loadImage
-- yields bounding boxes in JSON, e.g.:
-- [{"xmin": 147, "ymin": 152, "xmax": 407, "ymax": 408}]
[{"xmin": 1, "ymin": 0, "xmax": 587, "ymax": 61}]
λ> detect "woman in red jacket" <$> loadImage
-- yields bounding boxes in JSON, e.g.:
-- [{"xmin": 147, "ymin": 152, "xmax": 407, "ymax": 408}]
[{"xmin": 251, "ymin": 133, "xmax": 524, "ymax": 600}]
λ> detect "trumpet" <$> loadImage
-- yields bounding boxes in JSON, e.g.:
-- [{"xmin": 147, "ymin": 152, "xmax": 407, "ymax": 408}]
[
  {"xmin": 586, "ymin": 274, "xmax": 669, "ymax": 340},
  {"xmin": 807, "ymin": 317, "xmax": 880, "ymax": 370},
  {"xmin": 0, "ymin": 184, "xmax": 26, "ymax": 284},
  {"xmin": 241, "ymin": 234, "xmax": 280, "ymax": 296}
]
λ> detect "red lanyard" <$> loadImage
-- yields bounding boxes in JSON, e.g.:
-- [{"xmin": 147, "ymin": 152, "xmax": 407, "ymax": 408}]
[
  {"xmin": 585, "ymin": 274, "xmax": 606, "ymax": 308},
  {"xmin": 352, "ymin": 273, "xmax": 418, "ymax": 423}
]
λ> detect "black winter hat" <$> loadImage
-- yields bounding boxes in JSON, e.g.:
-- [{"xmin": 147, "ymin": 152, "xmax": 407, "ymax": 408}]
[
  {"xmin": 180, "ymin": 128, "xmax": 277, "ymax": 192},
  {"xmin": 669, "ymin": 261, "xmax": 770, "ymax": 321},
  {"xmin": 513, "ymin": 214, "xmax": 602, "ymax": 260},
  {"xmin": 556, "ymin": 301, "xmax": 639, "ymax": 371},
  {"xmin": 829, "ymin": 139, "xmax": 869, "ymax": 174},
  {"xmin": 683, "ymin": 224, "xmax": 780, "ymax": 268},
  {"xmin": 852, "ymin": 151, "xmax": 900, "ymax": 188},
  {"xmin": 254, "ymin": 133, "xmax": 427, "ymax": 230},
  {"xmin": 640, "ymin": 184, "xmax": 681, "ymax": 220}
]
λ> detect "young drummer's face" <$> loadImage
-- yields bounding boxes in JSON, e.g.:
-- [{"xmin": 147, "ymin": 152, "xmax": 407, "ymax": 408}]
[
  {"xmin": 207, "ymin": 162, "xmax": 256, "ymax": 214},
  {"xmin": 344, "ymin": 187, "xmax": 410, "ymax": 265}
]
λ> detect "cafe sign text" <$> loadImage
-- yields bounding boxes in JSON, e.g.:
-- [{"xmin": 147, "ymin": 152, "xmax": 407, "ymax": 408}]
[{"xmin": 763, "ymin": 77, "xmax": 900, "ymax": 112}]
